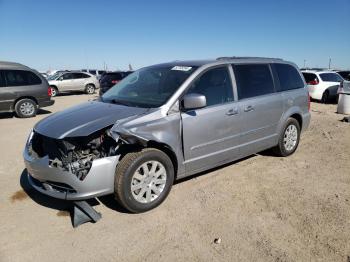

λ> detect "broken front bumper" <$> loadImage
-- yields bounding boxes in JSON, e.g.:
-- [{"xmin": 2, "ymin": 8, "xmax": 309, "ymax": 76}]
[{"xmin": 23, "ymin": 147, "xmax": 119, "ymax": 200}]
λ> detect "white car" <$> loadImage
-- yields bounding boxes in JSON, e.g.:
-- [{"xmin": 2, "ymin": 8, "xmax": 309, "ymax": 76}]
[
  {"xmin": 48, "ymin": 72, "xmax": 100, "ymax": 97},
  {"xmin": 302, "ymin": 70, "xmax": 343, "ymax": 103}
]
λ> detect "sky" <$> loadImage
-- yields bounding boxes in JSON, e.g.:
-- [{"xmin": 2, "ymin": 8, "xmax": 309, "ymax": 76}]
[{"xmin": 0, "ymin": 0, "xmax": 349, "ymax": 71}]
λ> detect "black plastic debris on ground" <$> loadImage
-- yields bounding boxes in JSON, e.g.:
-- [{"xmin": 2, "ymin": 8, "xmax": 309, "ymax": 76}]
[{"xmin": 72, "ymin": 201, "xmax": 101, "ymax": 228}]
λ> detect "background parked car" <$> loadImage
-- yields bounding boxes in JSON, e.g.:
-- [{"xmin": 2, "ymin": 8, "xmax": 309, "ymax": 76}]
[
  {"xmin": 48, "ymin": 71, "xmax": 100, "ymax": 96},
  {"xmin": 0, "ymin": 61, "xmax": 54, "ymax": 118},
  {"xmin": 81, "ymin": 69, "xmax": 107, "ymax": 80},
  {"xmin": 335, "ymin": 70, "xmax": 350, "ymax": 81},
  {"xmin": 302, "ymin": 70, "xmax": 343, "ymax": 103},
  {"xmin": 99, "ymin": 71, "xmax": 133, "ymax": 95}
]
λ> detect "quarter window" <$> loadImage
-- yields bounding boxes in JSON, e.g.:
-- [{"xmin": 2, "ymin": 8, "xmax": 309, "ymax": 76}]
[
  {"xmin": 302, "ymin": 73, "xmax": 318, "ymax": 84},
  {"xmin": 275, "ymin": 64, "xmax": 304, "ymax": 91},
  {"xmin": 233, "ymin": 64, "xmax": 275, "ymax": 99},
  {"xmin": 3, "ymin": 70, "xmax": 42, "ymax": 86},
  {"xmin": 186, "ymin": 67, "xmax": 234, "ymax": 107}
]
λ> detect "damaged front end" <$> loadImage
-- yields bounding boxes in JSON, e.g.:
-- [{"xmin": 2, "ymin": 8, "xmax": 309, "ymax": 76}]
[{"xmin": 29, "ymin": 127, "xmax": 119, "ymax": 181}]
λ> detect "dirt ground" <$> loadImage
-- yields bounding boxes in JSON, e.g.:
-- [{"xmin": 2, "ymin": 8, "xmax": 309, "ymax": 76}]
[{"xmin": 0, "ymin": 93, "xmax": 349, "ymax": 262}]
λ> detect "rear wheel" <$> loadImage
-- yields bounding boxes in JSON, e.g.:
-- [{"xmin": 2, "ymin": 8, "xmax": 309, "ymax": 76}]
[
  {"xmin": 85, "ymin": 84, "xmax": 95, "ymax": 94},
  {"xmin": 273, "ymin": 118, "xmax": 300, "ymax": 157},
  {"xmin": 114, "ymin": 148, "xmax": 174, "ymax": 213},
  {"xmin": 15, "ymin": 98, "xmax": 37, "ymax": 118},
  {"xmin": 321, "ymin": 90, "xmax": 329, "ymax": 104},
  {"xmin": 50, "ymin": 86, "xmax": 58, "ymax": 97}
]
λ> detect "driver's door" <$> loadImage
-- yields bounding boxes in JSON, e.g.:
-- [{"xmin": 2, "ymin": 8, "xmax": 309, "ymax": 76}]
[
  {"xmin": 181, "ymin": 66, "xmax": 242, "ymax": 174},
  {"xmin": 58, "ymin": 73, "xmax": 74, "ymax": 91}
]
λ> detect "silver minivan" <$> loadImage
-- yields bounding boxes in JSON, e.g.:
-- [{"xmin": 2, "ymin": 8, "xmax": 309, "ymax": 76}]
[{"xmin": 24, "ymin": 57, "xmax": 310, "ymax": 213}]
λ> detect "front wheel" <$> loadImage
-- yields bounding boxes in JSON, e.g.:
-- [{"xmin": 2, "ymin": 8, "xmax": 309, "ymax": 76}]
[
  {"xmin": 273, "ymin": 118, "xmax": 300, "ymax": 157},
  {"xmin": 114, "ymin": 148, "xmax": 174, "ymax": 213}
]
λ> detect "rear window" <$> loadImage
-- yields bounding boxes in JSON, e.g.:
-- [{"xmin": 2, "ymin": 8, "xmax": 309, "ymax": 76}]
[
  {"xmin": 275, "ymin": 64, "xmax": 304, "ymax": 91},
  {"xmin": 320, "ymin": 73, "xmax": 343, "ymax": 82},
  {"xmin": 102, "ymin": 73, "xmax": 123, "ymax": 82},
  {"xmin": 233, "ymin": 64, "xmax": 275, "ymax": 99},
  {"xmin": 3, "ymin": 70, "xmax": 42, "ymax": 86},
  {"xmin": 302, "ymin": 73, "xmax": 318, "ymax": 83}
]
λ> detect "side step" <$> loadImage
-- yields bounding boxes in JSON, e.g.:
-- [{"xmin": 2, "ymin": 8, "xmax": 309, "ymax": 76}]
[{"xmin": 72, "ymin": 201, "xmax": 102, "ymax": 228}]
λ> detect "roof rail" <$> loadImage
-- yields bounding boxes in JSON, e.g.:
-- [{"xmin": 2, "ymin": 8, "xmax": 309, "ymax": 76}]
[{"xmin": 216, "ymin": 56, "xmax": 283, "ymax": 61}]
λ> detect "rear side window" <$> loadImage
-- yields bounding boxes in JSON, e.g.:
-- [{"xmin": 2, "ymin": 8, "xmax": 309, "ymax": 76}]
[
  {"xmin": 3, "ymin": 70, "xmax": 42, "ymax": 86},
  {"xmin": 275, "ymin": 64, "xmax": 304, "ymax": 91},
  {"xmin": 319, "ymin": 73, "xmax": 343, "ymax": 82},
  {"xmin": 233, "ymin": 64, "xmax": 275, "ymax": 99}
]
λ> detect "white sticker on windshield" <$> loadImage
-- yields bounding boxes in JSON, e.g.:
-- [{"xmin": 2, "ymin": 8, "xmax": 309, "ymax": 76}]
[{"xmin": 171, "ymin": 66, "xmax": 192, "ymax": 71}]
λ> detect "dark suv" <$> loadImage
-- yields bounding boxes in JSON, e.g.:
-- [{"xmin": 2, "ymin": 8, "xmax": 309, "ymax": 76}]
[
  {"xmin": 0, "ymin": 61, "xmax": 54, "ymax": 118},
  {"xmin": 99, "ymin": 71, "xmax": 133, "ymax": 95}
]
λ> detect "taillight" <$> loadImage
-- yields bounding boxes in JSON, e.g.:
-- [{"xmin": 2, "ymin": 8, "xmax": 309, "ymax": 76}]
[
  {"xmin": 111, "ymin": 80, "xmax": 119, "ymax": 84},
  {"xmin": 338, "ymin": 81, "xmax": 344, "ymax": 94},
  {"xmin": 308, "ymin": 93, "xmax": 310, "ymax": 111},
  {"xmin": 48, "ymin": 87, "xmax": 52, "ymax": 97},
  {"xmin": 307, "ymin": 79, "xmax": 319, "ymax": 85}
]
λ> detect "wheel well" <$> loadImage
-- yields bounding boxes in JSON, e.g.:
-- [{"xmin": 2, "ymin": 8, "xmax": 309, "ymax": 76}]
[
  {"xmin": 290, "ymin": 113, "xmax": 302, "ymax": 129},
  {"xmin": 117, "ymin": 141, "xmax": 179, "ymax": 178},
  {"xmin": 147, "ymin": 141, "xmax": 178, "ymax": 178},
  {"xmin": 12, "ymin": 96, "xmax": 38, "ymax": 111},
  {"xmin": 49, "ymin": 85, "xmax": 58, "ymax": 89},
  {"xmin": 86, "ymin": 83, "xmax": 95, "ymax": 88}
]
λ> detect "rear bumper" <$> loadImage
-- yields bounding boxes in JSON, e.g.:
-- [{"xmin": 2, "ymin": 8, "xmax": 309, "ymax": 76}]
[
  {"xmin": 23, "ymin": 146, "xmax": 118, "ymax": 200},
  {"xmin": 301, "ymin": 112, "xmax": 311, "ymax": 133}
]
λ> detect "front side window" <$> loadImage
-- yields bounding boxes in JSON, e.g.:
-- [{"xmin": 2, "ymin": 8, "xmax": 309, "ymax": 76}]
[
  {"xmin": 61, "ymin": 73, "xmax": 73, "ymax": 80},
  {"xmin": 186, "ymin": 67, "xmax": 233, "ymax": 107},
  {"xmin": 275, "ymin": 63, "xmax": 304, "ymax": 91},
  {"xmin": 319, "ymin": 73, "xmax": 343, "ymax": 82},
  {"xmin": 3, "ymin": 70, "xmax": 42, "ymax": 86},
  {"xmin": 102, "ymin": 65, "xmax": 198, "ymax": 108},
  {"xmin": 233, "ymin": 64, "xmax": 275, "ymax": 99}
]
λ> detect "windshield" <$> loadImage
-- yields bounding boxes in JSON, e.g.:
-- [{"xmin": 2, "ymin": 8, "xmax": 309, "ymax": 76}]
[
  {"xmin": 320, "ymin": 73, "xmax": 343, "ymax": 82},
  {"xmin": 47, "ymin": 73, "xmax": 62, "ymax": 80},
  {"xmin": 102, "ymin": 65, "xmax": 198, "ymax": 108}
]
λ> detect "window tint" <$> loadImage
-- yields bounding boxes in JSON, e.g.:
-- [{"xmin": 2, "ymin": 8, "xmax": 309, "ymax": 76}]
[
  {"xmin": 89, "ymin": 70, "xmax": 96, "ymax": 75},
  {"xmin": 187, "ymin": 67, "xmax": 233, "ymax": 107},
  {"xmin": 0, "ymin": 71, "xmax": 6, "ymax": 87},
  {"xmin": 275, "ymin": 64, "xmax": 304, "ymax": 91},
  {"xmin": 3, "ymin": 70, "xmax": 42, "ymax": 86},
  {"xmin": 233, "ymin": 64, "xmax": 275, "ymax": 99},
  {"xmin": 319, "ymin": 73, "xmax": 343, "ymax": 82},
  {"xmin": 302, "ymin": 73, "xmax": 318, "ymax": 84},
  {"xmin": 62, "ymin": 73, "xmax": 75, "ymax": 80},
  {"xmin": 72, "ymin": 73, "xmax": 90, "ymax": 79}
]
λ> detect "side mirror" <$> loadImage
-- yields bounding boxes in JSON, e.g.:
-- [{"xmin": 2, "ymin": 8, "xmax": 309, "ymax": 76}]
[{"xmin": 183, "ymin": 93, "xmax": 206, "ymax": 110}]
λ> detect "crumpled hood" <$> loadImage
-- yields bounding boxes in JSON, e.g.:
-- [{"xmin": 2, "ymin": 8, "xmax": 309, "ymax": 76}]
[{"xmin": 34, "ymin": 101, "xmax": 149, "ymax": 139}]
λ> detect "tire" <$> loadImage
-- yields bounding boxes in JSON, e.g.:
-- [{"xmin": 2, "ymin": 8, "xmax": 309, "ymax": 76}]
[
  {"xmin": 85, "ymin": 84, "xmax": 95, "ymax": 94},
  {"xmin": 321, "ymin": 90, "xmax": 329, "ymax": 104},
  {"xmin": 273, "ymin": 118, "xmax": 300, "ymax": 157},
  {"xmin": 50, "ymin": 86, "xmax": 58, "ymax": 97},
  {"xmin": 114, "ymin": 148, "xmax": 174, "ymax": 213},
  {"xmin": 14, "ymin": 98, "xmax": 37, "ymax": 118}
]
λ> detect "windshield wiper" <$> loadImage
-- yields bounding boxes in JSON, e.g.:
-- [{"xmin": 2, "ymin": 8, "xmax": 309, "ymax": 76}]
[{"xmin": 109, "ymin": 99, "xmax": 134, "ymax": 107}]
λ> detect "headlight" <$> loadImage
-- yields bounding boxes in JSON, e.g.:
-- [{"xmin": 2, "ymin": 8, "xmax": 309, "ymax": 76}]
[{"xmin": 26, "ymin": 129, "xmax": 34, "ymax": 155}]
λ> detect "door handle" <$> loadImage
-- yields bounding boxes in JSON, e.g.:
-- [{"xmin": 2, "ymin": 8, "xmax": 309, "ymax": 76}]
[
  {"xmin": 226, "ymin": 108, "xmax": 238, "ymax": 116},
  {"xmin": 244, "ymin": 105, "xmax": 254, "ymax": 112}
]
